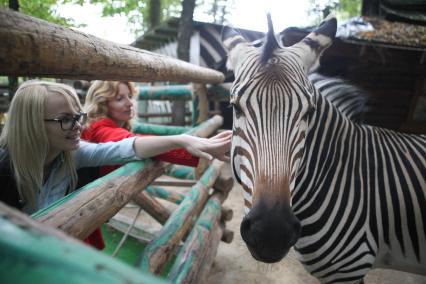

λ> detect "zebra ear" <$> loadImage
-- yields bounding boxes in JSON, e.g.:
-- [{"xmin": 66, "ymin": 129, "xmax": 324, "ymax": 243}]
[
  {"xmin": 222, "ymin": 26, "xmax": 249, "ymax": 71},
  {"xmin": 291, "ymin": 14, "xmax": 337, "ymax": 73}
]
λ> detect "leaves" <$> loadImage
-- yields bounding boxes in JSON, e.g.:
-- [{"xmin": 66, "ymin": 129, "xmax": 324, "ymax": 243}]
[{"xmin": 0, "ymin": 0, "xmax": 86, "ymax": 27}]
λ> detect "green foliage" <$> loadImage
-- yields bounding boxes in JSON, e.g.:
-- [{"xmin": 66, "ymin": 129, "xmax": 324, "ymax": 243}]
[
  {"xmin": 196, "ymin": 0, "xmax": 235, "ymax": 24},
  {"xmin": 0, "ymin": 0, "xmax": 85, "ymax": 27},
  {"xmin": 309, "ymin": 0, "xmax": 362, "ymax": 24},
  {"xmin": 79, "ymin": 0, "xmax": 181, "ymax": 34}
]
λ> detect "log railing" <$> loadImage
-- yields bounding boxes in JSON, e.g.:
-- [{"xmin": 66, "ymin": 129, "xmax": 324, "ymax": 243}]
[{"xmin": 0, "ymin": 7, "xmax": 234, "ymax": 284}]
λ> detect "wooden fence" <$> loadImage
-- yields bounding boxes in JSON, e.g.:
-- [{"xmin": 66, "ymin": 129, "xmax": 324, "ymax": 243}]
[{"xmin": 0, "ymin": 8, "xmax": 234, "ymax": 284}]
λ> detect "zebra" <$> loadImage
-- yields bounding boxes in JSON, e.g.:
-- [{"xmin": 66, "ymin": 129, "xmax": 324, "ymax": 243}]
[{"xmin": 222, "ymin": 13, "xmax": 426, "ymax": 283}]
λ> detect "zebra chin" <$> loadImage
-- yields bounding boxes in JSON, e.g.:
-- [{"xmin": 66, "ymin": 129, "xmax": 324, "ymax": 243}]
[{"xmin": 240, "ymin": 201, "xmax": 301, "ymax": 263}]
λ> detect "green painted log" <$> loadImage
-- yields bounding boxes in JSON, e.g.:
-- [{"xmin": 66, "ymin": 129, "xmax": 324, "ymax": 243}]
[
  {"xmin": 138, "ymin": 85, "xmax": 192, "ymax": 101},
  {"xmin": 139, "ymin": 160, "xmax": 224, "ymax": 274},
  {"xmin": 32, "ymin": 160, "xmax": 165, "ymax": 240},
  {"xmin": 167, "ymin": 193, "xmax": 224, "ymax": 283},
  {"xmin": 0, "ymin": 202, "xmax": 169, "ymax": 284},
  {"xmin": 146, "ymin": 186, "xmax": 185, "ymax": 205},
  {"xmin": 137, "ymin": 84, "xmax": 231, "ymax": 102},
  {"xmin": 165, "ymin": 165, "xmax": 195, "ymax": 180},
  {"xmin": 132, "ymin": 121, "xmax": 191, "ymax": 136}
]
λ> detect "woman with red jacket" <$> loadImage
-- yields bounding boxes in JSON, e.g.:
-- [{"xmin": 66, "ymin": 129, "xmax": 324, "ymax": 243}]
[{"xmin": 81, "ymin": 80, "xmax": 231, "ymax": 249}]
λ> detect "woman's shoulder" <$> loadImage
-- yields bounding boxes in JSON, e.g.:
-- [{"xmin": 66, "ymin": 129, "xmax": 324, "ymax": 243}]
[
  {"xmin": 83, "ymin": 117, "xmax": 119, "ymax": 141},
  {"xmin": 88, "ymin": 117, "xmax": 119, "ymax": 129}
]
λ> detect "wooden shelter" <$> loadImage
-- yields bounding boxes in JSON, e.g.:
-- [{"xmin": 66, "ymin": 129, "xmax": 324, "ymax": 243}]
[{"xmin": 280, "ymin": 16, "xmax": 426, "ymax": 133}]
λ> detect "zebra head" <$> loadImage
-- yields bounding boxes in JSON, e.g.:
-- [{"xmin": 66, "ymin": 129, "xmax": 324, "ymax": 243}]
[{"xmin": 222, "ymin": 14, "xmax": 337, "ymax": 263}]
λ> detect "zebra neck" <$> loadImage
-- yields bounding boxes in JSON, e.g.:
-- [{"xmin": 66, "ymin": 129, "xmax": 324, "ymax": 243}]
[{"xmin": 292, "ymin": 93, "xmax": 361, "ymax": 205}]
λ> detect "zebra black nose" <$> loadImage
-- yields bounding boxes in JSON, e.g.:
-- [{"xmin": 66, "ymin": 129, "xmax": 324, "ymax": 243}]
[{"xmin": 240, "ymin": 202, "xmax": 301, "ymax": 263}]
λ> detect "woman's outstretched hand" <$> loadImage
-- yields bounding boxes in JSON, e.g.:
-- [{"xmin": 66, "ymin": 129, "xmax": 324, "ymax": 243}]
[
  {"xmin": 133, "ymin": 130, "xmax": 232, "ymax": 162},
  {"xmin": 180, "ymin": 130, "xmax": 232, "ymax": 162}
]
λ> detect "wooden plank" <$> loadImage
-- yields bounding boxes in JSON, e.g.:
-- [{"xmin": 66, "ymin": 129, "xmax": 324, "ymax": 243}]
[
  {"xmin": 0, "ymin": 202, "xmax": 169, "ymax": 284},
  {"xmin": 0, "ymin": 9, "xmax": 224, "ymax": 84}
]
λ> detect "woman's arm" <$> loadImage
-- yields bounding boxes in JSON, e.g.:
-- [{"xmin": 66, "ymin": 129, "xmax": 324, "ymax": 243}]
[{"xmin": 133, "ymin": 130, "xmax": 232, "ymax": 162}]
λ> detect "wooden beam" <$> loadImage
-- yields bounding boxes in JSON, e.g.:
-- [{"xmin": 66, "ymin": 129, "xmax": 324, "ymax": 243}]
[
  {"xmin": 0, "ymin": 202, "xmax": 169, "ymax": 284},
  {"xmin": 0, "ymin": 8, "xmax": 224, "ymax": 84},
  {"xmin": 133, "ymin": 191, "xmax": 171, "ymax": 225},
  {"xmin": 32, "ymin": 160, "xmax": 165, "ymax": 240}
]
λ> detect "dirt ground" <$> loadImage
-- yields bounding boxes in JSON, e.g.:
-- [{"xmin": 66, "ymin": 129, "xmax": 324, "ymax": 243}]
[{"xmin": 205, "ymin": 164, "xmax": 426, "ymax": 284}]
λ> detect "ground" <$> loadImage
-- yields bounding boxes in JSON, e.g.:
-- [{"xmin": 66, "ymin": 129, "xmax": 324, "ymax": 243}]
[{"xmin": 205, "ymin": 164, "xmax": 426, "ymax": 284}]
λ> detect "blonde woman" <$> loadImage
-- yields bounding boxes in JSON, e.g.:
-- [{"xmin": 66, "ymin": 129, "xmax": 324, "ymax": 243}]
[{"xmin": 0, "ymin": 80, "xmax": 232, "ymax": 248}]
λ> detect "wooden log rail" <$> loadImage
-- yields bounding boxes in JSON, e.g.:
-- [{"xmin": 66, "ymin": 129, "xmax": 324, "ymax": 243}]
[
  {"xmin": 0, "ymin": 202, "xmax": 169, "ymax": 284},
  {"xmin": 138, "ymin": 84, "xmax": 230, "ymax": 101},
  {"xmin": 0, "ymin": 8, "xmax": 234, "ymax": 283},
  {"xmin": 0, "ymin": 8, "xmax": 224, "ymax": 84},
  {"xmin": 167, "ymin": 168, "xmax": 234, "ymax": 283},
  {"xmin": 139, "ymin": 160, "xmax": 224, "ymax": 274}
]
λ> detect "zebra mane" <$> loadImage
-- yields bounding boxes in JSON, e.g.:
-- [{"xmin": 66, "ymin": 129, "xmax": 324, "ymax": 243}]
[
  {"xmin": 260, "ymin": 13, "xmax": 279, "ymax": 65},
  {"xmin": 308, "ymin": 73, "xmax": 369, "ymax": 123}
]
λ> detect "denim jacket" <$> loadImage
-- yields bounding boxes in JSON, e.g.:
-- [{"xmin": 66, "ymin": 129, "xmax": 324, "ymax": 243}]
[{"xmin": 0, "ymin": 138, "xmax": 139, "ymax": 214}]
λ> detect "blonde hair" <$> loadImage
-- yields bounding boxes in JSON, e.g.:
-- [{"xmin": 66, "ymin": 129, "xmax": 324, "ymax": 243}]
[
  {"xmin": 0, "ymin": 80, "xmax": 81, "ymax": 209},
  {"xmin": 84, "ymin": 81, "xmax": 137, "ymax": 130}
]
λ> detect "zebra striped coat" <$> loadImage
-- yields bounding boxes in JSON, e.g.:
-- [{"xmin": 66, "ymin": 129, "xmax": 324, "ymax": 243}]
[{"xmin": 223, "ymin": 14, "xmax": 426, "ymax": 283}]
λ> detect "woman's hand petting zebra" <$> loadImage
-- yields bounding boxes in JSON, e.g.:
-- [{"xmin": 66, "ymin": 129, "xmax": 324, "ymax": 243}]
[{"xmin": 222, "ymin": 13, "xmax": 426, "ymax": 284}]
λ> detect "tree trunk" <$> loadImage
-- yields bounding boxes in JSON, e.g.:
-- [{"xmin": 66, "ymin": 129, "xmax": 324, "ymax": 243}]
[
  {"xmin": 362, "ymin": 0, "xmax": 381, "ymax": 16},
  {"xmin": 173, "ymin": 0, "xmax": 196, "ymax": 126},
  {"xmin": 149, "ymin": 0, "xmax": 161, "ymax": 28},
  {"xmin": 8, "ymin": 0, "xmax": 19, "ymax": 101}
]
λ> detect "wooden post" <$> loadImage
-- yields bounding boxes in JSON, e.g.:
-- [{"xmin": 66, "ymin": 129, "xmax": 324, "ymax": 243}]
[
  {"xmin": 139, "ymin": 160, "xmax": 224, "ymax": 274},
  {"xmin": 191, "ymin": 83, "xmax": 209, "ymax": 126},
  {"xmin": 167, "ymin": 190, "xmax": 229, "ymax": 283},
  {"xmin": 33, "ymin": 160, "xmax": 165, "ymax": 240},
  {"xmin": 0, "ymin": 9, "xmax": 224, "ymax": 84},
  {"xmin": 0, "ymin": 202, "xmax": 169, "ymax": 284}
]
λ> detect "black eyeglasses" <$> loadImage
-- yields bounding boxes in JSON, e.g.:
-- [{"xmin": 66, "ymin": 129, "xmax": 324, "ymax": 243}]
[{"xmin": 44, "ymin": 112, "xmax": 87, "ymax": 131}]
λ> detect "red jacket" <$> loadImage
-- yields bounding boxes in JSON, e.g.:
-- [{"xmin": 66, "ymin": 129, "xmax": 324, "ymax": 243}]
[
  {"xmin": 80, "ymin": 118, "xmax": 198, "ymax": 250},
  {"xmin": 81, "ymin": 118, "xmax": 199, "ymax": 176}
]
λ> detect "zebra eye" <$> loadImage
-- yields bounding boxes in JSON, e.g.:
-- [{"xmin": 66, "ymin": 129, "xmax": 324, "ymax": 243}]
[{"xmin": 231, "ymin": 102, "xmax": 243, "ymax": 116}]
